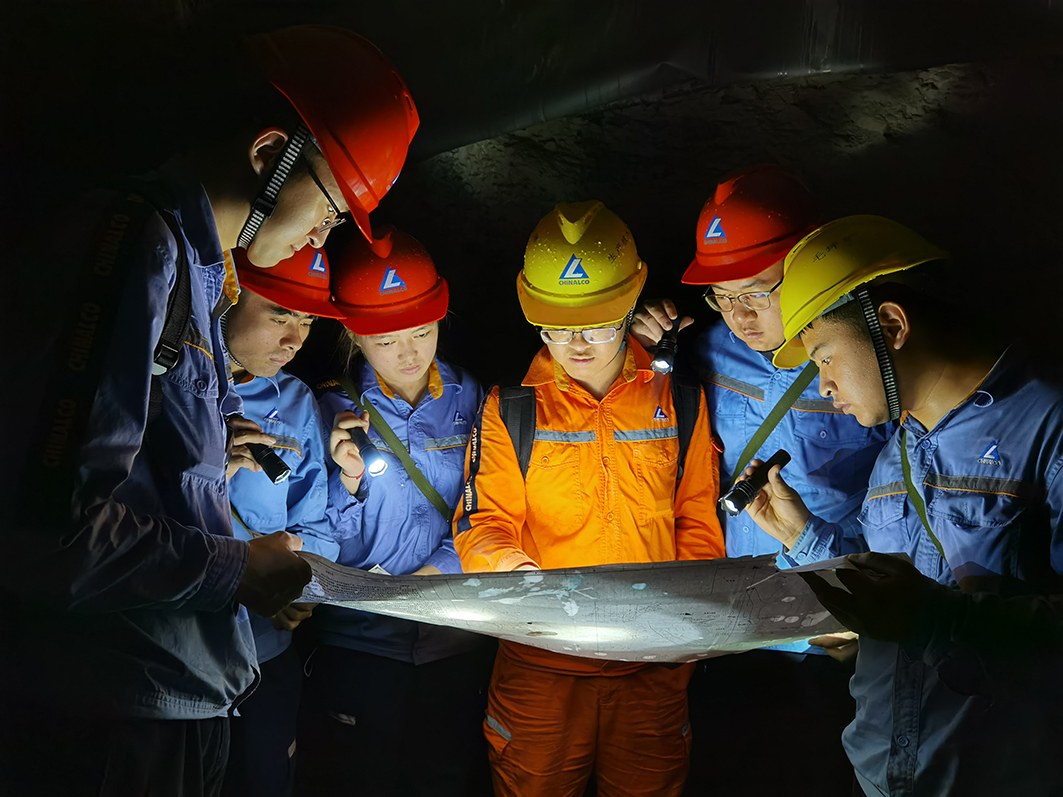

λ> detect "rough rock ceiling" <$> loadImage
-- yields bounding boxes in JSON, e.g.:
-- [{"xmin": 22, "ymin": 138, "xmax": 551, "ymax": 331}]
[{"xmin": 4, "ymin": 2, "xmax": 1061, "ymax": 384}]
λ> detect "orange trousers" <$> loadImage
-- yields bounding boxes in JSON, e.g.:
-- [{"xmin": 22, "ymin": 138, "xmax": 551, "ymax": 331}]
[{"xmin": 483, "ymin": 646, "xmax": 694, "ymax": 797}]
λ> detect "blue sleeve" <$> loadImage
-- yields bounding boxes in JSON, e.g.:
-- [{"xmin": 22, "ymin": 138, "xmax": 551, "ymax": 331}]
[
  {"xmin": 320, "ymin": 389, "xmax": 370, "ymax": 543},
  {"xmin": 4, "ymin": 214, "xmax": 247, "ymax": 612},
  {"xmin": 781, "ymin": 514, "xmax": 870, "ymax": 566},
  {"xmin": 285, "ymin": 397, "xmax": 340, "ymax": 561},
  {"xmin": 425, "ymin": 534, "xmax": 462, "ymax": 574}
]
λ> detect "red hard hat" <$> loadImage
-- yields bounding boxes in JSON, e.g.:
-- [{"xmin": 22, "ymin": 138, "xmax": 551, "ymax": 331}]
[
  {"xmin": 682, "ymin": 165, "xmax": 818, "ymax": 285},
  {"xmin": 234, "ymin": 246, "xmax": 342, "ymax": 318},
  {"xmin": 332, "ymin": 227, "xmax": 449, "ymax": 335},
  {"xmin": 248, "ymin": 25, "xmax": 420, "ymax": 242}
]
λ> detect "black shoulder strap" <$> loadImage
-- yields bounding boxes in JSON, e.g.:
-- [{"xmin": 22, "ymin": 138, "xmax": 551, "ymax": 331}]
[
  {"xmin": 498, "ymin": 386, "xmax": 536, "ymax": 479},
  {"xmin": 153, "ymin": 208, "xmax": 192, "ymax": 373},
  {"xmin": 145, "ymin": 207, "xmax": 192, "ymax": 424},
  {"xmin": 670, "ymin": 367, "xmax": 701, "ymax": 484}
]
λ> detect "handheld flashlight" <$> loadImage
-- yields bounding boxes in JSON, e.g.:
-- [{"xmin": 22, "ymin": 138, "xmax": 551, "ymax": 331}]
[
  {"xmin": 349, "ymin": 427, "xmax": 388, "ymax": 477},
  {"xmin": 718, "ymin": 449, "xmax": 792, "ymax": 516},
  {"xmin": 246, "ymin": 442, "xmax": 292, "ymax": 484},
  {"xmin": 651, "ymin": 328, "xmax": 678, "ymax": 374}
]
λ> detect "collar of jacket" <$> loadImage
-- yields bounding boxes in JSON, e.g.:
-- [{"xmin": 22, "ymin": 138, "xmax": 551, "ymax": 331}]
[{"xmin": 358, "ymin": 358, "xmax": 448, "ymax": 403}]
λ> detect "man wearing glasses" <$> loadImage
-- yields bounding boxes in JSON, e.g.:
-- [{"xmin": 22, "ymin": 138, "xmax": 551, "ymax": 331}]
[
  {"xmin": 454, "ymin": 201, "xmax": 725, "ymax": 797},
  {"xmin": 632, "ymin": 166, "xmax": 890, "ymax": 796},
  {"xmin": 3, "ymin": 26, "xmax": 417, "ymax": 796}
]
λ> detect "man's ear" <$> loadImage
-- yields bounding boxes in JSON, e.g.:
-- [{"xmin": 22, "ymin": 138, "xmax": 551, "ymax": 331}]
[
  {"xmin": 877, "ymin": 301, "xmax": 911, "ymax": 352},
  {"xmin": 248, "ymin": 128, "xmax": 290, "ymax": 176}
]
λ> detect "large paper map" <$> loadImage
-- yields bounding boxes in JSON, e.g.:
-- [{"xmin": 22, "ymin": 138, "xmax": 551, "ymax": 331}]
[{"xmin": 299, "ymin": 553, "xmax": 844, "ymax": 663}]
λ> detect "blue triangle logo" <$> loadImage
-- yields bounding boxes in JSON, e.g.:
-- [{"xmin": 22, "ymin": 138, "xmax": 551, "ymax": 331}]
[
  {"xmin": 379, "ymin": 267, "xmax": 408, "ymax": 294},
  {"xmin": 264, "ymin": 407, "xmax": 281, "ymax": 422},
  {"xmin": 979, "ymin": 441, "xmax": 1001, "ymax": 464},
  {"xmin": 559, "ymin": 254, "xmax": 590, "ymax": 282},
  {"xmin": 453, "ymin": 411, "xmax": 467, "ymax": 425},
  {"xmin": 308, "ymin": 250, "xmax": 328, "ymax": 278},
  {"xmin": 703, "ymin": 215, "xmax": 727, "ymax": 243},
  {"xmin": 653, "ymin": 405, "xmax": 669, "ymax": 422}
]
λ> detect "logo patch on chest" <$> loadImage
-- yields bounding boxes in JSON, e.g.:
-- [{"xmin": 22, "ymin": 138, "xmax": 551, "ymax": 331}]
[{"xmin": 978, "ymin": 441, "xmax": 1002, "ymax": 467}]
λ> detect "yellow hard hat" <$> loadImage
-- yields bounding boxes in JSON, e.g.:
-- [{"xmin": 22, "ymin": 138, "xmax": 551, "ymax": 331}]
[
  {"xmin": 517, "ymin": 200, "xmax": 648, "ymax": 328},
  {"xmin": 772, "ymin": 215, "xmax": 950, "ymax": 369}
]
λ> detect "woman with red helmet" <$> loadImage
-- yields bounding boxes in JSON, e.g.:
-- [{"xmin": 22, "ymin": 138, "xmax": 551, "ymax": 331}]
[{"xmin": 294, "ymin": 228, "xmax": 493, "ymax": 797}]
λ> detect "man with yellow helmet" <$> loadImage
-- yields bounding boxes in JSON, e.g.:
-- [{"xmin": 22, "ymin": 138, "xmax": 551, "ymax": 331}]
[
  {"xmin": 453, "ymin": 201, "xmax": 725, "ymax": 796},
  {"xmin": 745, "ymin": 215, "xmax": 1063, "ymax": 795}
]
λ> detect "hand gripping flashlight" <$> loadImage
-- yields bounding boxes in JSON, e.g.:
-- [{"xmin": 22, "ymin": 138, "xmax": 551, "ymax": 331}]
[
  {"xmin": 651, "ymin": 328, "xmax": 678, "ymax": 374},
  {"xmin": 718, "ymin": 449, "xmax": 792, "ymax": 516},
  {"xmin": 349, "ymin": 427, "xmax": 388, "ymax": 477},
  {"xmin": 246, "ymin": 442, "xmax": 292, "ymax": 484}
]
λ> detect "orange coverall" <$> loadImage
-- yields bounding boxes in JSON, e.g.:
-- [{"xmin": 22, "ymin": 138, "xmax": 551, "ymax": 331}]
[{"xmin": 454, "ymin": 341, "xmax": 725, "ymax": 797}]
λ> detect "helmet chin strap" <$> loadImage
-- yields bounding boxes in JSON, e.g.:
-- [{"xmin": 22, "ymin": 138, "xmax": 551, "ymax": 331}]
[
  {"xmin": 237, "ymin": 125, "xmax": 312, "ymax": 250},
  {"xmin": 855, "ymin": 288, "xmax": 902, "ymax": 421},
  {"xmin": 219, "ymin": 312, "xmax": 244, "ymax": 371}
]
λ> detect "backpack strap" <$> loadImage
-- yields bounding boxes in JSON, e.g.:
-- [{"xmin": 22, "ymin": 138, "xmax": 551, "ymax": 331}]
[
  {"xmin": 498, "ymin": 386, "xmax": 536, "ymax": 479},
  {"xmin": 146, "ymin": 208, "xmax": 192, "ymax": 425},
  {"xmin": 149, "ymin": 208, "xmax": 192, "ymax": 378},
  {"xmin": 670, "ymin": 368, "xmax": 701, "ymax": 484}
]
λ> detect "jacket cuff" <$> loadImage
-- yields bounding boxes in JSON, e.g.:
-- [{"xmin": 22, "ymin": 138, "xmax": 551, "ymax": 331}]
[
  {"xmin": 192, "ymin": 534, "xmax": 249, "ymax": 611},
  {"xmin": 783, "ymin": 516, "xmax": 835, "ymax": 565}
]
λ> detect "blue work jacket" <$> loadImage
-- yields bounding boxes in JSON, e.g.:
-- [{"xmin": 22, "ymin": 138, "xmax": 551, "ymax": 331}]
[
  {"xmin": 698, "ymin": 321, "xmax": 890, "ymax": 557},
  {"xmin": 314, "ymin": 357, "xmax": 485, "ymax": 664},
  {"xmin": 230, "ymin": 368, "xmax": 340, "ymax": 663},
  {"xmin": 4, "ymin": 176, "xmax": 255, "ymax": 719},
  {"xmin": 698, "ymin": 322, "xmax": 890, "ymax": 653},
  {"xmin": 786, "ymin": 348, "xmax": 1063, "ymax": 796}
]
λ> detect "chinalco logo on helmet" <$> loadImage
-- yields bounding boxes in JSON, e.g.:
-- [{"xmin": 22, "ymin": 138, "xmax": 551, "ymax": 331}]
[
  {"xmin": 379, "ymin": 267, "xmax": 409, "ymax": 295},
  {"xmin": 703, "ymin": 215, "xmax": 727, "ymax": 244},
  {"xmin": 307, "ymin": 251, "xmax": 328, "ymax": 279},
  {"xmin": 558, "ymin": 254, "xmax": 591, "ymax": 285}
]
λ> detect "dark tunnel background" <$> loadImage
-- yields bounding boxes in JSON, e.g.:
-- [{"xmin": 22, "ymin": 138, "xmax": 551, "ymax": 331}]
[{"xmin": 4, "ymin": 1, "xmax": 1062, "ymax": 390}]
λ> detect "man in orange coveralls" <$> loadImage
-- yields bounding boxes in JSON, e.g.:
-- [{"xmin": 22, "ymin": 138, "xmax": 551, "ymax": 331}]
[{"xmin": 453, "ymin": 200, "xmax": 726, "ymax": 797}]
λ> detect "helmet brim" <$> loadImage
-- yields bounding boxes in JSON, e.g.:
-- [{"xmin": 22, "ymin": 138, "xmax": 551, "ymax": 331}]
[
  {"xmin": 682, "ymin": 233, "xmax": 803, "ymax": 285},
  {"xmin": 338, "ymin": 278, "xmax": 449, "ymax": 335},
  {"xmin": 771, "ymin": 339, "xmax": 810, "ymax": 369},
  {"xmin": 516, "ymin": 266, "xmax": 647, "ymax": 329},
  {"xmin": 242, "ymin": 281, "xmax": 343, "ymax": 319}
]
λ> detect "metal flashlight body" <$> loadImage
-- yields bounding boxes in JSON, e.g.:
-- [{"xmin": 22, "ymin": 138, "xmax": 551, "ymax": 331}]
[
  {"xmin": 246, "ymin": 442, "xmax": 292, "ymax": 484},
  {"xmin": 718, "ymin": 449, "xmax": 792, "ymax": 516},
  {"xmin": 651, "ymin": 328, "xmax": 678, "ymax": 374},
  {"xmin": 349, "ymin": 427, "xmax": 388, "ymax": 476}
]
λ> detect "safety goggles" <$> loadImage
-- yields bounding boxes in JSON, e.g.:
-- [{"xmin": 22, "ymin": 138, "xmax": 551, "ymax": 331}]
[{"xmin": 539, "ymin": 325, "xmax": 621, "ymax": 345}]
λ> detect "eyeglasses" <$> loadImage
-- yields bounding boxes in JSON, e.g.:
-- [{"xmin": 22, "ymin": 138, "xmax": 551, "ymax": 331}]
[
  {"xmin": 304, "ymin": 157, "xmax": 348, "ymax": 234},
  {"xmin": 704, "ymin": 278, "xmax": 783, "ymax": 313},
  {"xmin": 539, "ymin": 325, "xmax": 621, "ymax": 345}
]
